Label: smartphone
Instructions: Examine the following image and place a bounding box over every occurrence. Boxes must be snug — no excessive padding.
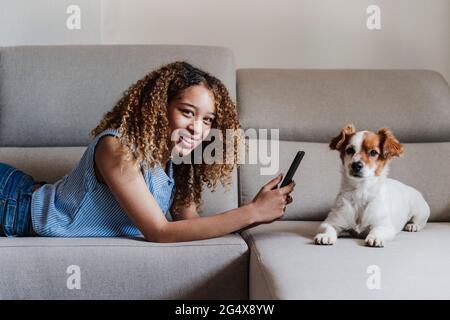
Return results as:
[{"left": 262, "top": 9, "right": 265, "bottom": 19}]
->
[{"left": 272, "top": 151, "right": 305, "bottom": 190}]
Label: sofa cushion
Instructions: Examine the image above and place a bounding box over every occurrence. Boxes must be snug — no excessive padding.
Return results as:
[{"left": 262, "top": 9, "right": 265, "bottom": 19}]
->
[
  {"left": 0, "top": 45, "right": 236, "bottom": 147},
  {"left": 237, "top": 69, "right": 450, "bottom": 143},
  {"left": 238, "top": 139, "right": 450, "bottom": 222},
  {"left": 240, "top": 221, "right": 450, "bottom": 299},
  {"left": 0, "top": 234, "right": 248, "bottom": 299}
]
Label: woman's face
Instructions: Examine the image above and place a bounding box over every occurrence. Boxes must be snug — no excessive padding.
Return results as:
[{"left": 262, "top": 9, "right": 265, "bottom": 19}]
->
[{"left": 167, "top": 84, "right": 216, "bottom": 157}]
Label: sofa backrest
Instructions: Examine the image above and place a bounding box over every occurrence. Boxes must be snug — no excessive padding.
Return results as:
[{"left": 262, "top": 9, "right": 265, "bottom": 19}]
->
[
  {"left": 0, "top": 45, "right": 238, "bottom": 217},
  {"left": 237, "top": 69, "right": 450, "bottom": 222}
]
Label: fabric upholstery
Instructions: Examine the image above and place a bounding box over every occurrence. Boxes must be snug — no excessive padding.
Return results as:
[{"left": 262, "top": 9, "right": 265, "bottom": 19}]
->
[
  {"left": 241, "top": 221, "right": 450, "bottom": 299},
  {"left": 0, "top": 235, "right": 248, "bottom": 299},
  {"left": 237, "top": 69, "right": 450, "bottom": 143},
  {"left": 0, "top": 45, "right": 235, "bottom": 147}
]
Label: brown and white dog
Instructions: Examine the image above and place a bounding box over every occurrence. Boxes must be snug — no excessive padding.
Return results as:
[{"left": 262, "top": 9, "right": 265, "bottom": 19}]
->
[{"left": 314, "top": 124, "right": 430, "bottom": 247}]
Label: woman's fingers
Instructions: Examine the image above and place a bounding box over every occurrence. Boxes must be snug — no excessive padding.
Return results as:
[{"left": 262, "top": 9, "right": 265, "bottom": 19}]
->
[
  {"left": 263, "top": 173, "right": 283, "bottom": 191},
  {"left": 286, "top": 195, "right": 293, "bottom": 204},
  {"left": 280, "top": 195, "right": 293, "bottom": 213},
  {"left": 279, "top": 180, "right": 295, "bottom": 195}
]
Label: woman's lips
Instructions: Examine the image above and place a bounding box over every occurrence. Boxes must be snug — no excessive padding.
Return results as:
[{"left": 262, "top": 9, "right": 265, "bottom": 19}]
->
[
  {"left": 181, "top": 135, "right": 195, "bottom": 144},
  {"left": 179, "top": 135, "right": 196, "bottom": 148}
]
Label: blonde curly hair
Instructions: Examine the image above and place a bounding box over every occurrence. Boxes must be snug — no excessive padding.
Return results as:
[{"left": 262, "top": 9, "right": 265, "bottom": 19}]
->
[{"left": 90, "top": 61, "right": 244, "bottom": 215}]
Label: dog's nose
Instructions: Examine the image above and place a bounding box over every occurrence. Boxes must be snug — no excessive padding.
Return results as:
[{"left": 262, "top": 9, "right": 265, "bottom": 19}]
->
[{"left": 351, "top": 161, "right": 364, "bottom": 173}]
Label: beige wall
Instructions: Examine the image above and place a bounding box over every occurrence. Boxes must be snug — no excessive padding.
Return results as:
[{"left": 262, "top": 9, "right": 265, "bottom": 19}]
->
[
  {"left": 0, "top": 0, "right": 101, "bottom": 45},
  {"left": 1, "top": 0, "right": 448, "bottom": 83},
  {"left": 102, "top": 0, "right": 450, "bottom": 83}
]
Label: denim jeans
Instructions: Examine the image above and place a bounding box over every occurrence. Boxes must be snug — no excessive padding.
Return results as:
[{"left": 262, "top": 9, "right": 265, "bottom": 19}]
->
[{"left": 0, "top": 162, "right": 36, "bottom": 236}]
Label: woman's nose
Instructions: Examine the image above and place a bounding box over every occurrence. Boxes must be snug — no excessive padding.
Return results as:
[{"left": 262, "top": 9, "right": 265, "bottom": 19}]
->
[{"left": 188, "top": 119, "right": 202, "bottom": 137}]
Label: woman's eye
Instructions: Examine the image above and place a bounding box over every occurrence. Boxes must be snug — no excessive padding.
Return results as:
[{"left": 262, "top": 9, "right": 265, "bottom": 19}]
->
[
  {"left": 182, "top": 109, "right": 194, "bottom": 117},
  {"left": 345, "top": 147, "right": 355, "bottom": 155},
  {"left": 204, "top": 118, "right": 214, "bottom": 125},
  {"left": 369, "top": 150, "right": 379, "bottom": 157}
]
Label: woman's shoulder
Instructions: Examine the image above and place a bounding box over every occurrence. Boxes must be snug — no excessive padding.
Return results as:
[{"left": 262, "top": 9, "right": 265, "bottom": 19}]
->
[
  {"left": 93, "top": 127, "right": 121, "bottom": 142},
  {"left": 96, "top": 134, "right": 121, "bottom": 153},
  {"left": 93, "top": 130, "right": 141, "bottom": 184},
  {"left": 93, "top": 135, "right": 120, "bottom": 184},
  {"left": 92, "top": 128, "right": 123, "bottom": 160},
  {"left": 95, "top": 135, "right": 133, "bottom": 169}
]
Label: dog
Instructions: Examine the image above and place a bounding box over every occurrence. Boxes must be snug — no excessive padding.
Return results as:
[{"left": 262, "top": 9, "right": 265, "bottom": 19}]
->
[{"left": 314, "top": 123, "right": 430, "bottom": 247}]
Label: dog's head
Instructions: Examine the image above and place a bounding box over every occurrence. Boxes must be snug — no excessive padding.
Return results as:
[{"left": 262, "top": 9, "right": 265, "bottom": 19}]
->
[{"left": 329, "top": 123, "right": 404, "bottom": 179}]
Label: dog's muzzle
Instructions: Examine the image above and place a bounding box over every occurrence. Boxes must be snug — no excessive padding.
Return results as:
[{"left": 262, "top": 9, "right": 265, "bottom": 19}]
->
[{"left": 350, "top": 161, "right": 364, "bottom": 177}]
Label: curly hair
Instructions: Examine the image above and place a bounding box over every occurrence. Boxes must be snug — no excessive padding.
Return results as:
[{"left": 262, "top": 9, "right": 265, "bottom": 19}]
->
[{"left": 90, "top": 61, "right": 244, "bottom": 216}]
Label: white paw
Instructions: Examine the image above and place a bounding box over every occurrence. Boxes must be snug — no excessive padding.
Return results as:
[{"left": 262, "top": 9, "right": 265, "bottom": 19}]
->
[
  {"left": 404, "top": 223, "right": 419, "bottom": 232},
  {"left": 365, "top": 235, "right": 384, "bottom": 247},
  {"left": 314, "top": 233, "right": 336, "bottom": 245}
]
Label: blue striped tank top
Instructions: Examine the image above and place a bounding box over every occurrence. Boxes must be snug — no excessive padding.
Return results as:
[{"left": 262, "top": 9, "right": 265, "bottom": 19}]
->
[{"left": 31, "top": 128, "right": 176, "bottom": 237}]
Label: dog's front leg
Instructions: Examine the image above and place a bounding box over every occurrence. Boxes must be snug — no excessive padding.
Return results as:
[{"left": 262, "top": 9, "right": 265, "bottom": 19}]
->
[
  {"left": 314, "top": 221, "right": 342, "bottom": 245},
  {"left": 365, "top": 225, "right": 396, "bottom": 248},
  {"left": 315, "top": 202, "right": 351, "bottom": 245}
]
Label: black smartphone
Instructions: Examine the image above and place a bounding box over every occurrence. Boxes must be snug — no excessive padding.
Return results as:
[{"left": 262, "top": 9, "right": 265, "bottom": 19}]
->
[{"left": 272, "top": 151, "right": 305, "bottom": 190}]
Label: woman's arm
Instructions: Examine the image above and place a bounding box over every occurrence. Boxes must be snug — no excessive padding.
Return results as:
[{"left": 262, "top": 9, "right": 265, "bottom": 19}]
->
[
  {"left": 159, "top": 204, "right": 256, "bottom": 242},
  {"left": 172, "top": 195, "right": 292, "bottom": 234},
  {"left": 96, "top": 136, "right": 294, "bottom": 243},
  {"left": 169, "top": 198, "right": 258, "bottom": 241},
  {"left": 158, "top": 178, "right": 293, "bottom": 242}
]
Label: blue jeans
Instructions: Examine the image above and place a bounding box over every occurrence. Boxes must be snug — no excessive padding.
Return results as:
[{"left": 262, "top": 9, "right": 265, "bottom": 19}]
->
[{"left": 0, "top": 163, "right": 36, "bottom": 236}]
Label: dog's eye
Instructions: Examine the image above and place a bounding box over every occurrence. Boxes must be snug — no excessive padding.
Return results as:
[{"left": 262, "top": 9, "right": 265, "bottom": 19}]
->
[
  {"left": 345, "top": 147, "right": 355, "bottom": 155},
  {"left": 369, "top": 150, "right": 379, "bottom": 157}
]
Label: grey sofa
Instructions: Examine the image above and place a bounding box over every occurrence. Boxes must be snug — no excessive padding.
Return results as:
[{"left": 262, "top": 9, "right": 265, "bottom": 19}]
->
[{"left": 0, "top": 45, "right": 449, "bottom": 299}]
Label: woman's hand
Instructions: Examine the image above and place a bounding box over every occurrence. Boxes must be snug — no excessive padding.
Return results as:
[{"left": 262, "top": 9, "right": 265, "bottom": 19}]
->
[{"left": 250, "top": 173, "right": 296, "bottom": 224}]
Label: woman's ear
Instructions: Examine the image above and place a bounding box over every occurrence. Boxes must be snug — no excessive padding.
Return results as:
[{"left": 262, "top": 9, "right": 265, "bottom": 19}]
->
[
  {"left": 377, "top": 128, "right": 404, "bottom": 158},
  {"left": 329, "top": 123, "right": 356, "bottom": 151}
]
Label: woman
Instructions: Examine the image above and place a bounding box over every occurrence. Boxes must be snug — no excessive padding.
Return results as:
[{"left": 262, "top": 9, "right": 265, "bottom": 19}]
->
[{"left": 0, "top": 61, "right": 295, "bottom": 242}]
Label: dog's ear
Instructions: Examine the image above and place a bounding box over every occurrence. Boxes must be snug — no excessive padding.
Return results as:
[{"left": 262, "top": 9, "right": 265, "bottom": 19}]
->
[
  {"left": 329, "top": 123, "right": 356, "bottom": 151},
  {"left": 378, "top": 128, "right": 404, "bottom": 158}
]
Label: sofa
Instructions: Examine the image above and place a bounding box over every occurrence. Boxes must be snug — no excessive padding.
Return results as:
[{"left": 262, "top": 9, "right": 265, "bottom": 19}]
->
[{"left": 0, "top": 45, "right": 449, "bottom": 299}]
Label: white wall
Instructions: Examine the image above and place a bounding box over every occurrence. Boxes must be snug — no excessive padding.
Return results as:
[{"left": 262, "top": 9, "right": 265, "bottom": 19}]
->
[
  {"left": 0, "top": 0, "right": 449, "bottom": 82},
  {"left": 0, "top": 0, "right": 101, "bottom": 45},
  {"left": 102, "top": 0, "right": 450, "bottom": 83}
]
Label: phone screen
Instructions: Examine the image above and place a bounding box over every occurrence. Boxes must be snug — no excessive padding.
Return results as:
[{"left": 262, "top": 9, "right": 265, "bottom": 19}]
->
[{"left": 272, "top": 151, "right": 305, "bottom": 189}]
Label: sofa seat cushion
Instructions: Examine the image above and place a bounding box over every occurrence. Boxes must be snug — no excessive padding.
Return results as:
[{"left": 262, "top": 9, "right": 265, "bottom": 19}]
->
[
  {"left": 0, "top": 234, "right": 248, "bottom": 299},
  {"left": 241, "top": 221, "right": 450, "bottom": 299}
]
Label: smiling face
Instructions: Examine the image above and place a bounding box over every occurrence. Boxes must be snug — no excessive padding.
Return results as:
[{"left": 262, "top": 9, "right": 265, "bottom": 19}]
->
[
  {"left": 167, "top": 84, "right": 216, "bottom": 157},
  {"left": 329, "top": 124, "right": 404, "bottom": 179}
]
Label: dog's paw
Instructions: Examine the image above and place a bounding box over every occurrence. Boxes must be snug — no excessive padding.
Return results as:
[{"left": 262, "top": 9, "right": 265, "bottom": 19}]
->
[
  {"left": 314, "top": 233, "right": 336, "bottom": 245},
  {"left": 365, "top": 235, "right": 384, "bottom": 247},
  {"left": 404, "top": 223, "right": 419, "bottom": 232}
]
